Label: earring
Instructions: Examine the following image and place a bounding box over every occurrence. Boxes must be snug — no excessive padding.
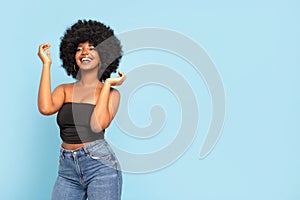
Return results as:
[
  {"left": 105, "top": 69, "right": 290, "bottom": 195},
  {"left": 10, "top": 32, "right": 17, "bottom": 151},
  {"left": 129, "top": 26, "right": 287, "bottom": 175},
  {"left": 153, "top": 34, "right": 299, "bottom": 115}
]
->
[{"left": 73, "top": 64, "right": 77, "bottom": 72}]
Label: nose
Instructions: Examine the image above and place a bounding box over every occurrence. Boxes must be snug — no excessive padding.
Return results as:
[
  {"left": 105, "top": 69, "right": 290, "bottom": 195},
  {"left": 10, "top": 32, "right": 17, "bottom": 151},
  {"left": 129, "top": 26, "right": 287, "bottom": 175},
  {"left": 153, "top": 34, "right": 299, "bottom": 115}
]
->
[
  {"left": 81, "top": 46, "right": 92, "bottom": 55},
  {"left": 82, "top": 48, "right": 88, "bottom": 55}
]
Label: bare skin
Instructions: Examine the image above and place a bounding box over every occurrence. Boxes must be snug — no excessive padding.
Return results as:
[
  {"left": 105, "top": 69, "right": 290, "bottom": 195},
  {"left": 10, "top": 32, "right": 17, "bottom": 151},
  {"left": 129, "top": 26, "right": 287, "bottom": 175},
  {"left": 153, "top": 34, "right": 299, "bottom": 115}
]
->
[{"left": 37, "top": 42, "right": 126, "bottom": 150}]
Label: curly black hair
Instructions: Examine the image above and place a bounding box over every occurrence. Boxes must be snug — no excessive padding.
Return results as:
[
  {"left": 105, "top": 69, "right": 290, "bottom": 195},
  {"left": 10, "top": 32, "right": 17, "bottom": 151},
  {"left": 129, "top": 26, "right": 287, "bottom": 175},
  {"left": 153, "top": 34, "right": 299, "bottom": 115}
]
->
[{"left": 59, "top": 19, "right": 122, "bottom": 81}]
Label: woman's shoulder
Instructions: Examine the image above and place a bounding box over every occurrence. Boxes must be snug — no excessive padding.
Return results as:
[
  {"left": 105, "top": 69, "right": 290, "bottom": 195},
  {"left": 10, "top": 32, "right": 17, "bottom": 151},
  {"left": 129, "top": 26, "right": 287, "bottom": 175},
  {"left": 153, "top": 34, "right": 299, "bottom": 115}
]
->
[{"left": 56, "top": 82, "right": 74, "bottom": 90}]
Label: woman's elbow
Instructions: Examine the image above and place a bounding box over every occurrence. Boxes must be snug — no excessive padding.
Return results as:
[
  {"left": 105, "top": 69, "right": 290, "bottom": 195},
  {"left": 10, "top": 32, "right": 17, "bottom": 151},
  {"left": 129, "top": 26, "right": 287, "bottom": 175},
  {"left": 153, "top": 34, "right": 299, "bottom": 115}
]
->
[
  {"left": 90, "top": 120, "right": 110, "bottom": 133},
  {"left": 38, "top": 105, "right": 54, "bottom": 116}
]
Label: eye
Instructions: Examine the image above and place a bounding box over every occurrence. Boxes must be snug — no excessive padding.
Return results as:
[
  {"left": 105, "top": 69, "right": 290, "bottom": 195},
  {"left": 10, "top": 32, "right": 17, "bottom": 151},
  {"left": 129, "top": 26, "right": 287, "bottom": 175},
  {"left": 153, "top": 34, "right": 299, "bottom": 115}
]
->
[
  {"left": 76, "top": 47, "right": 83, "bottom": 52},
  {"left": 89, "top": 47, "right": 96, "bottom": 51}
]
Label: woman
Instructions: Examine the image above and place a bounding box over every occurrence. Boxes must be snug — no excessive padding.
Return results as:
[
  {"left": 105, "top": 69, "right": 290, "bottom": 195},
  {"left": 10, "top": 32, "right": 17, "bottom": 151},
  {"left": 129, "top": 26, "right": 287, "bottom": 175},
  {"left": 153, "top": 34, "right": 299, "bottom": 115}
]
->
[{"left": 37, "top": 19, "right": 125, "bottom": 200}]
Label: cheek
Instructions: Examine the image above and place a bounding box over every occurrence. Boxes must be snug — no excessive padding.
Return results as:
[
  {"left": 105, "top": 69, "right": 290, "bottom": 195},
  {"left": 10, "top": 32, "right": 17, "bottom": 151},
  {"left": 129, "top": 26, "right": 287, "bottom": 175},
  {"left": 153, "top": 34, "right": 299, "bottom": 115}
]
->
[
  {"left": 74, "top": 54, "right": 81, "bottom": 65},
  {"left": 93, "top": 52, "right": 101, "bottom": 62},
  {"left": 75, "top": 52, "right": 80, "bottom": 59},
  {"left": 74, "top": 53, "right": 78, "bottom": 62}
]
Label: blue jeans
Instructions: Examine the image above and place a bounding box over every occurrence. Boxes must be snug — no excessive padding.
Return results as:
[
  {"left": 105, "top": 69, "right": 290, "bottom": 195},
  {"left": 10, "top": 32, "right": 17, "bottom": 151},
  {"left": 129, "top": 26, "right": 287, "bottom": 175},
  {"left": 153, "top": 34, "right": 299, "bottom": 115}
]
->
[{"left": 51, "top": 139, "right": 122, "bottom": 200}]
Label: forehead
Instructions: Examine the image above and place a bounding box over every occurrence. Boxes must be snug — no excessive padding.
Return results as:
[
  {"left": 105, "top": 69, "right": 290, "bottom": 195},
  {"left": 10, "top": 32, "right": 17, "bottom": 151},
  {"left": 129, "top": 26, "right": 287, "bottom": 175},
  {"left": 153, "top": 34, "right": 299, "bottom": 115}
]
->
[{"left": 77, "top": 41, "right": 95, "bottom": 47}]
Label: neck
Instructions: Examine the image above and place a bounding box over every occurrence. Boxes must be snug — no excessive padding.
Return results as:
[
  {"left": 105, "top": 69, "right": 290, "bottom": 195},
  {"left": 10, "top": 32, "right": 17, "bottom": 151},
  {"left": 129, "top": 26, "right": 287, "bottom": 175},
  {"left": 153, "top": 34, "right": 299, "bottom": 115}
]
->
[{"left": 77, "top": 69, "right": 100, "bottom": 87}]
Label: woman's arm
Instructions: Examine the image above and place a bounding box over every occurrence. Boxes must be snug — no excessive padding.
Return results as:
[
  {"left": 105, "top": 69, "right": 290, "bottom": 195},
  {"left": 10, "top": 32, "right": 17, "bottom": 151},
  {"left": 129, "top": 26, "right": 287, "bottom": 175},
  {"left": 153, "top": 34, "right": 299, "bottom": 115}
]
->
[
  {"left": 90, "top": 70, "right": 126, "bottom": 132},
  {"left": 37, "top": 43, "right": 64, "bottom": 115}
]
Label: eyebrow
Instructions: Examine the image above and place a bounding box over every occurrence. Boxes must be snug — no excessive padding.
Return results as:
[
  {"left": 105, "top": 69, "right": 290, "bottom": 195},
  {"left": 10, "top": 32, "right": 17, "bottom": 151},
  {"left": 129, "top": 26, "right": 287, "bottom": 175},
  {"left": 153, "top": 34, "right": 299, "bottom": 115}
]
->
[{"left": 77, "top": 43, "right": 95, "bottom": 47}]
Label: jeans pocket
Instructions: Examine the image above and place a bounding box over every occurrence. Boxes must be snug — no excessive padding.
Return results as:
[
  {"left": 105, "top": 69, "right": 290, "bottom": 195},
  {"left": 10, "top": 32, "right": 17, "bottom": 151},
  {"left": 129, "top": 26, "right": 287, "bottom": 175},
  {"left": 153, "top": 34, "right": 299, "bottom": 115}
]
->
[
  {"left": 58, "top": 152, "right": 65, "bottom": 174},
  {"left": 87, "top": 143, "right": 114, "bottom": 161}
]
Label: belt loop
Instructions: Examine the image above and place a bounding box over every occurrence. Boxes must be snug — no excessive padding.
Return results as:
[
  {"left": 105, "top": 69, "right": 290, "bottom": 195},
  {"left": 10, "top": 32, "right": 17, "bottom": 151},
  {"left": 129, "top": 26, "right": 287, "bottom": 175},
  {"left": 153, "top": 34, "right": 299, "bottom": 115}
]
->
[
  {"left": 60, "top": 148, "right": 65, "bottom": 159},
  {"left": 83, "top": 146, "right": 89, "bottom": 155}
]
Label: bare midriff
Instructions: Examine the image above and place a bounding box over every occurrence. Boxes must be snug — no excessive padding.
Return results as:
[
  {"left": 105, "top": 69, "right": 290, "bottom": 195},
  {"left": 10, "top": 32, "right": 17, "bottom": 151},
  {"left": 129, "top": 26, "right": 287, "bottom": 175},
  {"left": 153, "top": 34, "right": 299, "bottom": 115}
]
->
[{"left": 62, "top": 141, "right": 93, "bottom": 150}]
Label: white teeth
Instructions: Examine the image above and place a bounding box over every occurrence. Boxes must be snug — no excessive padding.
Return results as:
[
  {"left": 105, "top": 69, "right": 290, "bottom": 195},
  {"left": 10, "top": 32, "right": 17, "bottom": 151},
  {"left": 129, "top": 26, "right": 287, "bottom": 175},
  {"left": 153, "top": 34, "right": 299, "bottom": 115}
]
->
[{"left": 81, "top": 57, "right": 92, "bottom": 62}]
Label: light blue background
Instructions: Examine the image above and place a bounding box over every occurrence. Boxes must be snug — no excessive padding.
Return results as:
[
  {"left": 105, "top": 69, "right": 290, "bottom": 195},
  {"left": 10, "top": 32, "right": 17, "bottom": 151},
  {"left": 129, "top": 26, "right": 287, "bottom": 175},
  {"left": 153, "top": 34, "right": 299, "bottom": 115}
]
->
[{"left": 1, "top": 0, "right": 299, "bottom": 199}]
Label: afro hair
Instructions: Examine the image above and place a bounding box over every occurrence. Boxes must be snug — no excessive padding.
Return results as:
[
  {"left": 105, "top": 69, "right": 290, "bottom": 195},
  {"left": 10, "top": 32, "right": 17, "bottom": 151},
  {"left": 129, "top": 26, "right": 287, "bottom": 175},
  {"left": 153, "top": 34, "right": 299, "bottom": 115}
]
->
[{"left": 59, "top": 19, "right": 122, "bottom": 81}]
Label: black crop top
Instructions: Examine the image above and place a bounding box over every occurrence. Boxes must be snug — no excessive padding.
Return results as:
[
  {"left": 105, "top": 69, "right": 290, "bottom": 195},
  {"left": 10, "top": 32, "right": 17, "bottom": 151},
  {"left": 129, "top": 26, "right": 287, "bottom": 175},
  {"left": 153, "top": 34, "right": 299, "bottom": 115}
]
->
[{"left": 57, "top": 102, "right": 104, "bottom": 144}]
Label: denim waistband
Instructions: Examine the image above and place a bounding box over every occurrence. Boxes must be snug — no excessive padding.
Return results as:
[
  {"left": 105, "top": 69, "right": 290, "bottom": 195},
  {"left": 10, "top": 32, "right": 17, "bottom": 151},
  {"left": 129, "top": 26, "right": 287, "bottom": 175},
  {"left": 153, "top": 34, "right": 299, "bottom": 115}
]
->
[{"left": 60, "top": 139, "right": 107, "bottom": 157}]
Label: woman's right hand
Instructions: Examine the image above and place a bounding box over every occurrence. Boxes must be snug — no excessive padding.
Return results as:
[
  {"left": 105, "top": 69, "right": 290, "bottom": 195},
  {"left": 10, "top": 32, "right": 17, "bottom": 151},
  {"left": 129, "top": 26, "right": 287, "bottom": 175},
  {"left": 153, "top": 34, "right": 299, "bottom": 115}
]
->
[
  {"left": 105, "top": 70, "right": 126, "bottom": 86},
  {"left": 38, "top": 43, "right": 52, "bottom": 65}
]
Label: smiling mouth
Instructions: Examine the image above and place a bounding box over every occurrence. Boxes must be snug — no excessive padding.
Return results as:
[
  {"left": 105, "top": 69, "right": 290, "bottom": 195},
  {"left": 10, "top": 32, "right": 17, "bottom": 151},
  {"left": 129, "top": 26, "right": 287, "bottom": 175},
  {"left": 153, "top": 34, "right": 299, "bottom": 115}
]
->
[{"left": 81, "top": 57, "right": 92, "bottom": 63}]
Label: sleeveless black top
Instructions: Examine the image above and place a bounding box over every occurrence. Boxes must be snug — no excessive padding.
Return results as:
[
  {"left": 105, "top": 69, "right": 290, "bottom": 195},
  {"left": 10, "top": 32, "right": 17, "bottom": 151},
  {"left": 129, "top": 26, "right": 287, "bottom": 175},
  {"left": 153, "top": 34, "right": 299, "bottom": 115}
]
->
[{"left": 56, "top": 102, "right": 104, "bottom": 144}]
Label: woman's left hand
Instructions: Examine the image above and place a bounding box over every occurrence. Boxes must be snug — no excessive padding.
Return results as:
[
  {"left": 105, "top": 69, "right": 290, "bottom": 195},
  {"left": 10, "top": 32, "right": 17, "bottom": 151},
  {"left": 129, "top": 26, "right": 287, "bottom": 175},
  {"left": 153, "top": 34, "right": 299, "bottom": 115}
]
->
[{"left": 105, "top": 70, "right": 126, "bottom": 86}]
